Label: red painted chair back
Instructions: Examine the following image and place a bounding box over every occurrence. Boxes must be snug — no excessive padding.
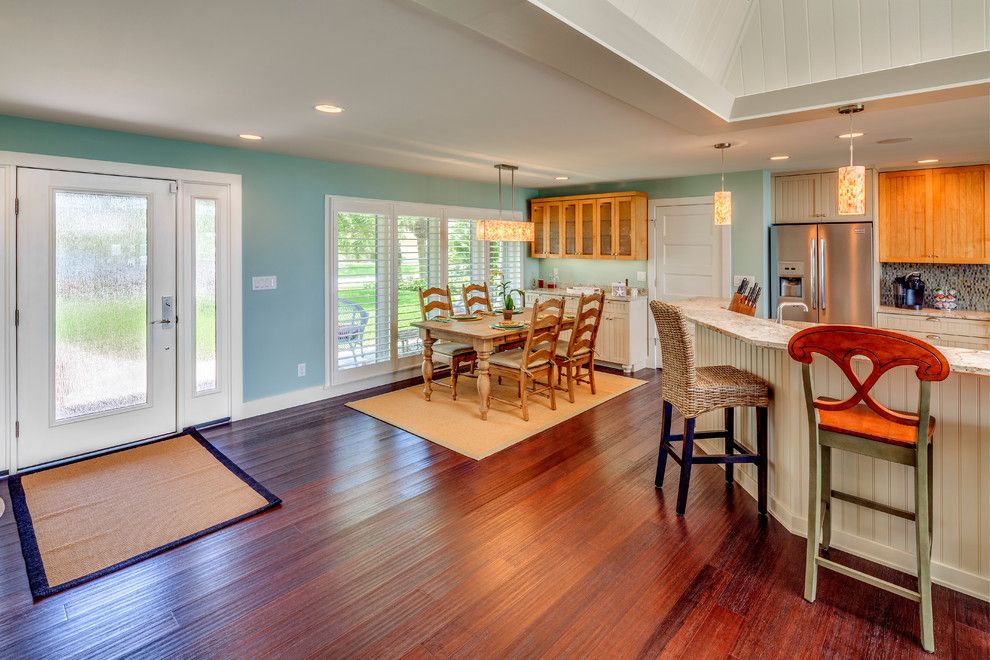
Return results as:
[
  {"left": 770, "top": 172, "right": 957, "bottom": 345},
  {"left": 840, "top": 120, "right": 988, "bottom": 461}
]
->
[{"left": 787, "top": 325, "right": 950, "bottom": 427}]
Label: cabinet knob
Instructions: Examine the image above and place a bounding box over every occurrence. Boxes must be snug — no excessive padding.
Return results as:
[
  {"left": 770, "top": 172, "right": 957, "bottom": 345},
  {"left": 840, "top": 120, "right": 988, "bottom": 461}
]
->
[{"left": 926, "top": 335, "right": 941, "bottom": 340}]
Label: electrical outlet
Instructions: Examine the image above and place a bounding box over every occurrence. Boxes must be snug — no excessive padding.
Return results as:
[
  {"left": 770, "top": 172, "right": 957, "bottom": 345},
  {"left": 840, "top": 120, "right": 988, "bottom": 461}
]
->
[
  {"left": 636, "top": 271, "right": 647, "bottom": 282},
  {"left": 297, "top": 363, "right": 306, "bottom": 377},
  {"left": 252, "top": 276, "right": 277, "bottom": 291},
  {"left": 733, "top": 275, "right": 756, "bottom": 289}
]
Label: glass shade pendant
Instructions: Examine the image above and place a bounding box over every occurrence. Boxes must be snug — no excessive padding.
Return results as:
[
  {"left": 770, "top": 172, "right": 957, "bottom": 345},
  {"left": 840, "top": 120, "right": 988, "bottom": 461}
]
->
[
  {"left": 837, "top": 104, "right": 866, "bottom": 215},
  {"left": 478, "top": 163, "right": 534, "bottom": 241},
  {"left": 713, "top": 143, "right": 732, "bottom": 226}
]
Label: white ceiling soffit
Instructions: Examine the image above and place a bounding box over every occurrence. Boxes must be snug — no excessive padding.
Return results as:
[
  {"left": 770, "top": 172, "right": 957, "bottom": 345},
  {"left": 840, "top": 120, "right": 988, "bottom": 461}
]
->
[{"left": 492, "top": 0, "right": 990, "bottom": 122}]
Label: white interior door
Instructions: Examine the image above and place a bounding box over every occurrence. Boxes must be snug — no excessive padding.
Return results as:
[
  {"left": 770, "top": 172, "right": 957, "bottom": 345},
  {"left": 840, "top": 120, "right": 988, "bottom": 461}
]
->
[
  {"left": 16, "top": 169, "right": 177, "bottom": 467},
  {"left": 650, "top": 200, "right": 730, "bottom": 366}
]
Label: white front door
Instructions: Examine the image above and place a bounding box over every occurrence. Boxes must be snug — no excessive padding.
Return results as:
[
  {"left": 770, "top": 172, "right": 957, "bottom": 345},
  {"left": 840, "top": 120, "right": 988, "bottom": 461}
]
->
[
  {"left": 651, "top": 200, "right": 730, "bottom": 366},
  {"left": 16, "top": 169, "right": 178, "bottom": 467}
]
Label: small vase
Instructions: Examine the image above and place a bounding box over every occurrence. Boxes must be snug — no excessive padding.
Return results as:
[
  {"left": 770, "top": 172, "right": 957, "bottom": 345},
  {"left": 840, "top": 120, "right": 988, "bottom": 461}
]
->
[{"left": 503, "top": 309, "right": 513, "bottom": 321}]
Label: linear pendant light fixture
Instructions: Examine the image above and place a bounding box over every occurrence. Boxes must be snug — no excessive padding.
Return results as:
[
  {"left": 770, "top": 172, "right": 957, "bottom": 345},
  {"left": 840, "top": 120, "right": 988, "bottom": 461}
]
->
[
  {"left": 477, "top": 164, "right": 534, "bottom": 242},
  {"left": 713, "top": 143, "right": 732, "bottom": 226},
  {"left": 837, "top": 103, "right": 866, "bottom": 215}
]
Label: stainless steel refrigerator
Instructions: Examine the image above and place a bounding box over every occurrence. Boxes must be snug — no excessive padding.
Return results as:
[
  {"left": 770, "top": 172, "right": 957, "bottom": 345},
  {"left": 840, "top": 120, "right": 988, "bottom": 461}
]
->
[{"left": 769, "top": 223, "right": 874, "bottom": 325}]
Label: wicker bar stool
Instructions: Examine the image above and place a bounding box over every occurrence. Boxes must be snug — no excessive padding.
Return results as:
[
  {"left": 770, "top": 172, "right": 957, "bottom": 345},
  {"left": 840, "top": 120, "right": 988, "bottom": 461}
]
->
[
  {"left": 788, "top": 325, "right": 950, "bottom": 653},
  {"left": 649, "top": 300, "right": 771, "bottom": 516}
]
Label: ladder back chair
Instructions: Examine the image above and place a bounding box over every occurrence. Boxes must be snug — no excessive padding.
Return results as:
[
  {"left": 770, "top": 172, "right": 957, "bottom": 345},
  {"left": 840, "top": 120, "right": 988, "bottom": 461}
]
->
[
  {"left": 487, "top": 297, "right": 564, "bottom": 420},
  {"left": 554, "top": 291, "right": 605, "bottom": 402},
  {"left": 462, "top": 282, "right": 493, "bottom": 315},
  {"left": 649, "top": 300, "right": 771, "bottom": 516},
  {"left": 418, "top": 286, "right": 477, "bottom": 401},
  {"left": 787, "top": 325, "right": 950, "bottom": 653}
]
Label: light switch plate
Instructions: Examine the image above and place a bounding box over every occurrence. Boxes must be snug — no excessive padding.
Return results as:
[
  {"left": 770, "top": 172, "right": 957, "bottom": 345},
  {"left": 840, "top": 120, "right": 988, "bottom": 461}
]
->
[
  {"left": 252, "top": 276, "right": 277, "bottom": 291},
  {"left": 636, "top": 271, "right": 647, "bottom": 282},
  {"left": 297, "top": 363, "right": 306, "bottom": 377}
]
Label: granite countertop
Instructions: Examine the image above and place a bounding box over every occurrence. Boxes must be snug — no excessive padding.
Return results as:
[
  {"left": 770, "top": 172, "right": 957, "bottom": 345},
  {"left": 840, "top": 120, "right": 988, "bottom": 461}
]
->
[
  {"left": 672, "top": 298, "right": 990, "bottom": 377},
  {"left": 524, "top": 287, "right": 647, "bottom": 303},
  {"left": 877, "top": 305, "right": 990, "bottom": 322}
]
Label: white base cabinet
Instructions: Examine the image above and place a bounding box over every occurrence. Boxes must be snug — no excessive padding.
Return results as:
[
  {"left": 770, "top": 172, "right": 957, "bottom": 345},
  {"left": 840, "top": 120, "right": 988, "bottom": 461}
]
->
[
  {"left": 523, "top": 290, "right": 648, "bottom": 373},
  {"left": 877, "top": 311, "right": 990, "bottom": 350}
]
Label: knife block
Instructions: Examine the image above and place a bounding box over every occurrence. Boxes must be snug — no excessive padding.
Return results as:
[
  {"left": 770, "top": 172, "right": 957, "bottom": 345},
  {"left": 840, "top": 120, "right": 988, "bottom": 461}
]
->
[{"left": 728, "top": 292, "right": 758, "bottom": 316}]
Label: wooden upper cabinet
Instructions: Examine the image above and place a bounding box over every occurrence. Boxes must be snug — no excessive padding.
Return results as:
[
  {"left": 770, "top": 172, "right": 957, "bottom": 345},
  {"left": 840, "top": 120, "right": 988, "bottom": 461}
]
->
[
  {"left": 879, "top": 169, "right": 930, "bottom": 262},
  {"left": 878, "top": 165, "right": 989, "bottom": 264},
  {"left": 597, "top": 199, "right": 614, "bottom": 258},
  {"left": 545, "top": 202, "right": 562, "bottom": 257},
  {"left": 562, "top": 202, "right": 579, "bottom": 257},
  {"left": 931, "top": 165, "right": 990, "bottom": 264},
  {"left": 578, "top": 200, "right": 595, "bottom": 257},
  {"left": 773, "top": 170, "right": 874, "bottom": 223},
  {"left": 529, "top": 191, "right": 647, "bottom": 260},
  {"left": 531, "top": 202, "right": 546, "bottom": 257}
]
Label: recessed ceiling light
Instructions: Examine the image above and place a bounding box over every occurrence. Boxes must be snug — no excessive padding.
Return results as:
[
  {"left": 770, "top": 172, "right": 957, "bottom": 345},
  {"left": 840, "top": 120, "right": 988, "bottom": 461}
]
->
[
  {"left": 554, "top": 176, "right": 570, "bottom": 181},
  {"left": 769, "top": 155, "right": 790, "bottom": 161},
  {"left": 837, "top": 132, "right": 864, "bottom": 139},
  {"left": 877, "top": 137, "right": 912, "bottom": 144},
  {"left": 314, "top": 104, "right": 344, "bottom": 114},
  {"left": 917, "top": 158, "right": 939, "bottom": 164},
  {"left": 239, "top": 133, "right": 263, "bottom": 141}
]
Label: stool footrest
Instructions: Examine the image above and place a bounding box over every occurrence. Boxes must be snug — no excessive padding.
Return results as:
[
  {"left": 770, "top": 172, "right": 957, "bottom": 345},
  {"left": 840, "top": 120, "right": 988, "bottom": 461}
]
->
[
  {"left": 667, "top": 430, "right": 729, "bottom": 442},
  {"left": 831, "top": 489, "right": 915, "bottom": 521},
  {"left": 816, "top": 556, "right": 921, "bottom": 603},
  {"left": 690, "top": 453, "right": 761, "bottom": 465}
]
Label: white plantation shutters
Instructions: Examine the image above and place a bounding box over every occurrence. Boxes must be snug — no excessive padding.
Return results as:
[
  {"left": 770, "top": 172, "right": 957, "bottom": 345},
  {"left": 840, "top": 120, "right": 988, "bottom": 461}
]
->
[
  {"left": 329, "top": 197, "right": 525, "bottom": 384},
  {"left": 396, "top": 214, "right": 441, "bottom": 357}
]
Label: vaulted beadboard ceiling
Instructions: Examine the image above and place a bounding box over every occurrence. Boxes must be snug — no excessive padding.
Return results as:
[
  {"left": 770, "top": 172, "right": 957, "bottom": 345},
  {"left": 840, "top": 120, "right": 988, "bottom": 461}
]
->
[{"left": 603, "top": 0, "right": 990, "bottom": 98}]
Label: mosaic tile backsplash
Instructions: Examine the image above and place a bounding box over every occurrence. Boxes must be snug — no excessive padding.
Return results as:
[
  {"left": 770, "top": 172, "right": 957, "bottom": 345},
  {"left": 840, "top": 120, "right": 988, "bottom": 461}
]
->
[{"left": 880, "top": 262, "right": 990, "bottom": 311}]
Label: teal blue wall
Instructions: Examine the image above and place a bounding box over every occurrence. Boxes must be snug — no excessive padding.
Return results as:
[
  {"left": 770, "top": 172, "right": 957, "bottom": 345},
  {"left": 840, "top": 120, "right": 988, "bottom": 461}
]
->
[
  {"left": 535, "top": 170, "right": 772, "bottom": 314},
  {"left": 0, "top": 115, "right": 537, "bottom": 400}
]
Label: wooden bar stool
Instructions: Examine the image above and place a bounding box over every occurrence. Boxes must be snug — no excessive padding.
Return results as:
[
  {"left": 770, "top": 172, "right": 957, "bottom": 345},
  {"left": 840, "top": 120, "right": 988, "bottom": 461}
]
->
[
  {"left": 649, "top": 301, "right": 771, "bottom": 516},
  {"left": 788, "top": 325, "right": 950, "bottom": 653}
]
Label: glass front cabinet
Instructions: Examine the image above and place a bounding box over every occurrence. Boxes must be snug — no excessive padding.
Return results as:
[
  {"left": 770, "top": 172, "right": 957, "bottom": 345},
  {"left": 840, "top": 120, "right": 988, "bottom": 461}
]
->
[{"left": 529, "top": 191, "right": 647, "bottom": 260}]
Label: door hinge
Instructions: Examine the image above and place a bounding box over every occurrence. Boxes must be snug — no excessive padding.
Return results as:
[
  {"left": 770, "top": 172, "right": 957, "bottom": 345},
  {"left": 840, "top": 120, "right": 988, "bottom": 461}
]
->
[
  {"left": 14, "top": 309, "right": 18, "bottom": 326},
  {"left": 14, "top": 421, "right": 19, "bottom": 438},
  {"left": 169, "top": 181, "right": 178, "bottom": 194},
  {"left": 14, "top": 197, "right": 19, "bottom": 216}
]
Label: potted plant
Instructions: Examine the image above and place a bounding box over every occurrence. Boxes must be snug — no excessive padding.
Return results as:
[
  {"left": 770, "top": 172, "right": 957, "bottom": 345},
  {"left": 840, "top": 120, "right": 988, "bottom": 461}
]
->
[{"left": 493, "top": 280, "right": 524, "bottom": 321}]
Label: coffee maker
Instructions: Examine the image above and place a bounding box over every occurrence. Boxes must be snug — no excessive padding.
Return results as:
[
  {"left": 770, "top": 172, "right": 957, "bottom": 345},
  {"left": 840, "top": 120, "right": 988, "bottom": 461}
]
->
[{"left": 893, "top": 272, "right": 926, "bottom": 310}]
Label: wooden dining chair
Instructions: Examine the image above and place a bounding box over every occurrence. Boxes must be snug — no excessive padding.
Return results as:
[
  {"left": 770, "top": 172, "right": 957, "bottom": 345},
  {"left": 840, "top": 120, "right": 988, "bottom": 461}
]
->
[
  {"left": 554, "top": 291, "right": 605, "bottom": 402},
  {"left": 787, "top": 325, "right": 950, "bottom": 653},
  {"left": 418, "top": 286, "right": 477, "bottom": 400},
  {"left": 487, "top": 297, "right": 564, "bottom": 420},
  {"left": 463, "top": 282, "right": 493, "bottom": 315}
]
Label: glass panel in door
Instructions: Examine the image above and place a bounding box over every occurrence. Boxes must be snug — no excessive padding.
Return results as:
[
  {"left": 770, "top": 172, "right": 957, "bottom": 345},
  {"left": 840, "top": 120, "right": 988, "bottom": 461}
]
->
[
  {"left": 531, "top": 203, "right": 545, "bottom": 256},
  {"left": 396, "top": 215, "right": 440, "bottom": 357},
  {"left": 53, "top": 191, "right": 150, "bottom": 419},
  {"left": 335, "top": 211, "right": 391, "bottom": 370},
  {"left": 579, "top": 201, "right": 595, "bottom": 255},
  {"left": 615, "top": 197, "right": 633, "bottom": 258},
  {"left": 546, "top": 203, "right": 561, "bottom": 255},
  {"left": 193, "top": 198, "right": 218, "bottom": 393},
  {"left": 598, "top": 199, "right": 614, "bottom": 258},
  {"left": 562, "top": 202, "right": 578, "bottom": 256}
]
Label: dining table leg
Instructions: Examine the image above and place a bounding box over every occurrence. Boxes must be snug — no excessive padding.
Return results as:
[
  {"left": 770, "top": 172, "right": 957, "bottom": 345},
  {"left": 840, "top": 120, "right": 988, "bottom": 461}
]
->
[
  {"left": 421, "top": 331, "right": 435, "bottom": 401},
  {"left": 476, "top": 340, "right": 493, "bottom": 420}
]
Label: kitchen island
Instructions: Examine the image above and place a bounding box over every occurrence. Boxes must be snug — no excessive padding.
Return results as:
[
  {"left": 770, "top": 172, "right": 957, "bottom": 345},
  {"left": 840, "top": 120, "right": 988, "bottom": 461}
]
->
[{"left": 672, "top": 298, "right": 989, "bottom": 601}]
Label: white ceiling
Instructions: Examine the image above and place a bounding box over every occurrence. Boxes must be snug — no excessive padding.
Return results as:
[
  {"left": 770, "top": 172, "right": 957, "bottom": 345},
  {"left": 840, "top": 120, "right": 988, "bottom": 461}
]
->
[{"left": 0, "top": 0, "right": 987, "bottom": 188}]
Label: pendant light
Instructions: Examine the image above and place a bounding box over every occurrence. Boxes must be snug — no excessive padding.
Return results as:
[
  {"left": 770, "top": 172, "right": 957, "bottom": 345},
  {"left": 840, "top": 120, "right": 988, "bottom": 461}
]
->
[
  {"left": 837, "top": 103, "right": 866, "bottom": 215},
  {"left": 713, "top": 143, "right": 732, "bottom": 226},
  {"left": 477, "top": 164, "right": 535, "bottom": 242}
]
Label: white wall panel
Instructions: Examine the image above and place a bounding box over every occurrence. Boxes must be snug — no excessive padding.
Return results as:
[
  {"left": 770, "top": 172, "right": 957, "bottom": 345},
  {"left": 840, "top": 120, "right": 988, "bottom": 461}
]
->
[
  {"left": 782, "top": 0, "right": 812, "bottom": 87},
  {"left": 921, "top": 0, "right": 954, "bottom": 60},
  {"left": 760, "top": 0, "right": 789, "bottom": 90},
  {"left": 807, "top": 0, "right": 837, "bottom": 82},
  {"left": 952, "top": 0, "right": 989, "bottom": 53},
  {"left": 889, "top": 0, "right": 922, "bottom": 66},
  {"left": 859, "top": 0, "right": 892, "bottom": 72}
]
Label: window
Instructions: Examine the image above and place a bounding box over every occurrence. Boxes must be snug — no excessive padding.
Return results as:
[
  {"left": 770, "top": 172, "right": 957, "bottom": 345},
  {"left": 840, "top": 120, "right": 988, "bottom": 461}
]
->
[
  {"left": 329, "top": 198, "right": 526, "bottom": 384},
  {"left": 193, "top": 198, "right": 218, "bottom": 392}
]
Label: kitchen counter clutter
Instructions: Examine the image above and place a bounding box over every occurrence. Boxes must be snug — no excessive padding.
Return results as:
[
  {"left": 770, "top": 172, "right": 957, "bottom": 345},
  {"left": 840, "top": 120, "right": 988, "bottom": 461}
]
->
[{"left": 669, "top": 297, "right": 990, "bottom": 600}]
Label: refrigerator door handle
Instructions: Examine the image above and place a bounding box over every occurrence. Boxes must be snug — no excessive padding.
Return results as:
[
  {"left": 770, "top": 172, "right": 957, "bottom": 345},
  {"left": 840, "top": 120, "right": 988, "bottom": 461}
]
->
[
  {"left": 809, "top": 238, "right": 817, "bottom": 310},
  {"left": 819, "top": 238, "right": 827, "bottom": 311}
]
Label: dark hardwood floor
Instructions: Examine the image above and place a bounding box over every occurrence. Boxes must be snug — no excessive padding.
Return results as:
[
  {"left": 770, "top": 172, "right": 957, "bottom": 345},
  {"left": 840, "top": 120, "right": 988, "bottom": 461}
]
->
[{"left": 0, "top": 369, "right": 987, "bottom": 658}]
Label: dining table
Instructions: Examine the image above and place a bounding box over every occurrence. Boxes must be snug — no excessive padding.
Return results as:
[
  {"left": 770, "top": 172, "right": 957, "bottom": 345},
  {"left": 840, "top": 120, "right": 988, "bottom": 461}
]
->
[{"left": 412, "top": 307, "right": 558, "bottom": 420}]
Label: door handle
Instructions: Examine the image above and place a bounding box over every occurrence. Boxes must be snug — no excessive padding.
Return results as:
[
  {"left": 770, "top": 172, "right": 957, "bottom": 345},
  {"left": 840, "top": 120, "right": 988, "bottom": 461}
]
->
[
  {"left": 151, "top": 295, "right": 175, "bottom": 325},
  {"left": 819, "top": 239, "right": 826, "bottom": 311},
  {"left": 809, "top": 239, "right": 817, "bottom": 310}
]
